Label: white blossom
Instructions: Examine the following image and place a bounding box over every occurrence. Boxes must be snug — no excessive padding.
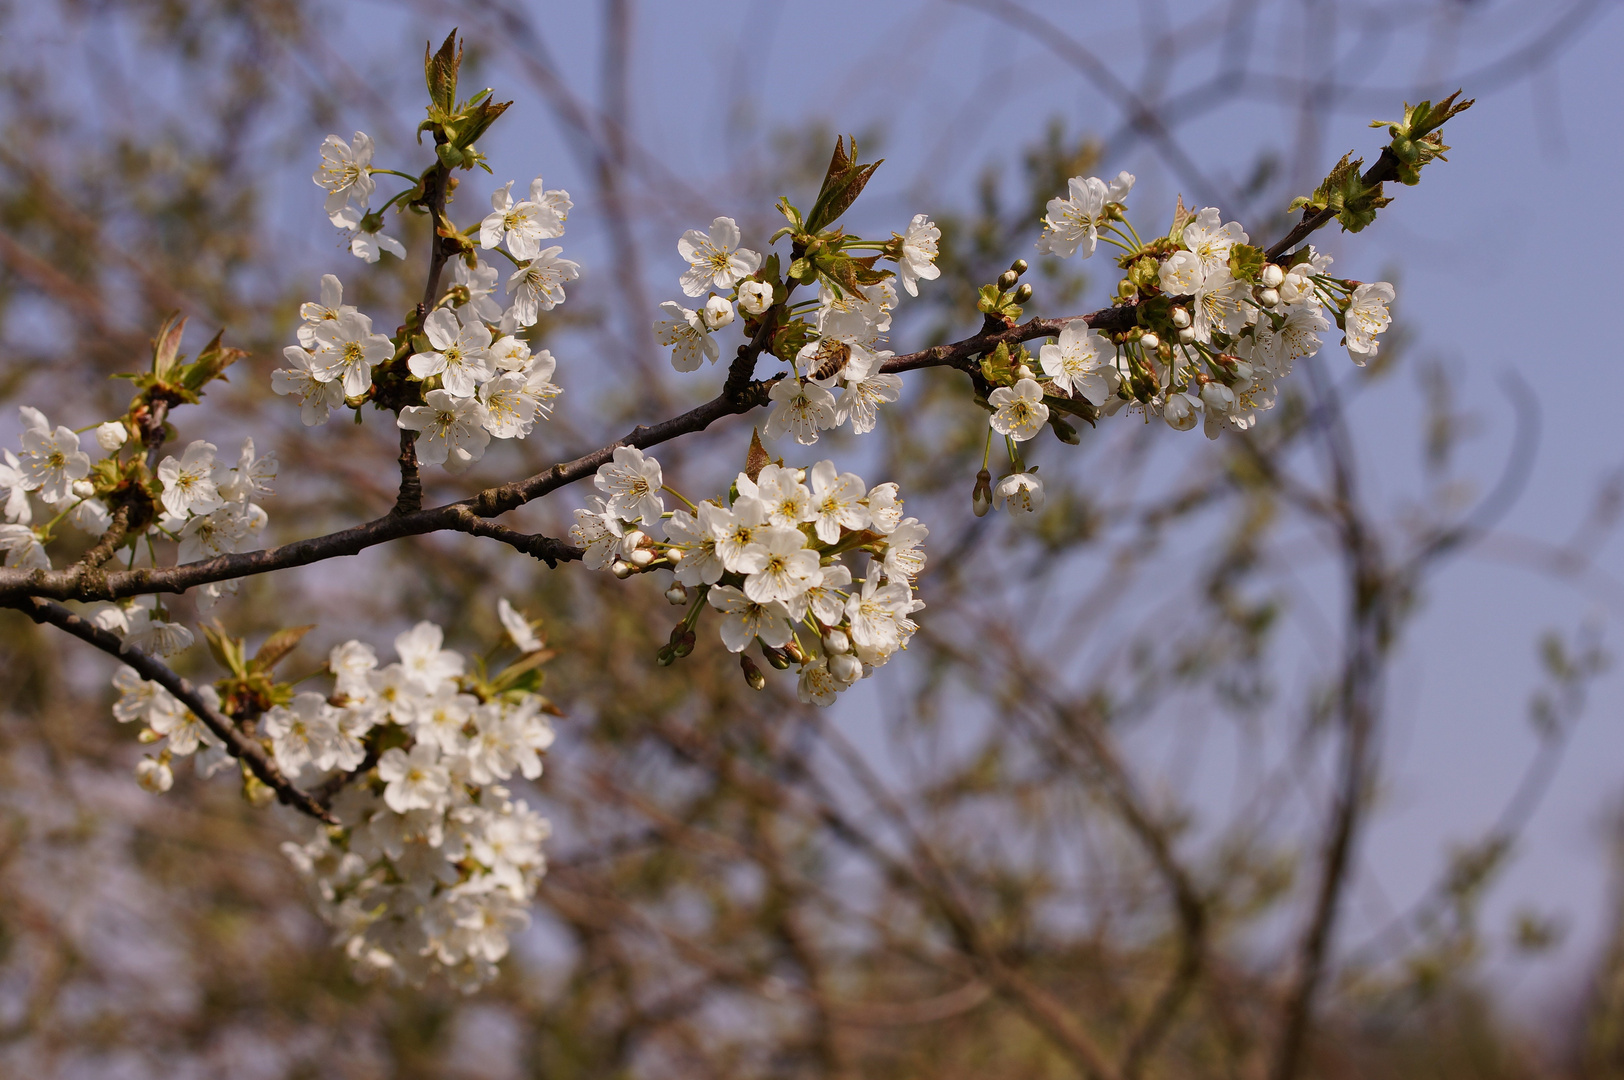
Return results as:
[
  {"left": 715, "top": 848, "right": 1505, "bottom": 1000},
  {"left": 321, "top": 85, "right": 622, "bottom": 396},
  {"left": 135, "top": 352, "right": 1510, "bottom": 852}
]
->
[
  {"left": 1182, "top": 207, "right": 1249, "bottom": 281},
  {"left": 807, "top": 460, "right": 869, "bottom": 543},
  {"left": 1036, "top": 171, "right": 1133, "bottom": 259},
  {"left": 707, "top": 584, "right": 793, "bottom": 653},
  {"left": 881, "top": 518, "right": 929, "bottom": 580},
  {"left": 738, "top": 280, "right": 774, "bottom": 315},
  {"left": 678, "top": 216, "right": 762, "bottom": 297},
  {"left": 764, "top": 379, "right": 838, "bottom": 445},
  {"left": 894, "top": 213, "right": 941, "bottom": 297},
  {"left": 452, "top": 258, "right": 506, "bottom": 323},
  {"left": 0, "top": 450, "right": 31, "bottom": 524},
  {"left": 395, "top": 621, "right": 465, "bottom": 692},
  {"left": 1344, "top": 281, "right": 1395, "bottom": 362},
  {"left": 156, "top": 440, "right": 223, "bottom": 518},
  {"left": 835, "top": 372, "right": 902, "bottom": 435},
  {"left": 312, "top": 310, "right": 393, "bottom": 397},
  {"left": 18, "top": 419, "right": 91, "bottom": 504},
  {"left": 594, "top": 446, "right": 665, "bottom": 530},
  {"left": 0, "top": 524, "right": 47, "bottom": 570},
  {"left": 498, "top": 598, "right": 543, "bottom": 653},
  {"left": 410, "top": 308, "right": 496, "bottom": 398},
  {"left": 1039, "top": 322, "right": 1117, "bottom": 405},
  {"left": 378, "top": 744, "right": 451, "bottom": 814},
  {"left": 273, "top": 347, "right": 348, "bottom": 425},
  {"left": 506, "top": 247, "right": 581, "bottom": 327},
  {"left": 314, "top": 132, "right": 375, "bottom": 217},
  {"left": 480, "top": 179, "right": 566, "bottom": 260},
  {"left": 993, "top": 472, "right": 1044, "bottom": 514},
  {"left": 739, "top": 526, "right": 820, "bottom": 605},
  {"left": 654, "top": 301, "right": 719, "bottom": 372},
  {"left": 397, "top": 390, "right": 492, "bottom": 469},
  {"left": 989, "top": 378, "right": 1050, "bottom": 442},
  {"left": 701, "top": 294, "right": 736, "bottom": 331}
]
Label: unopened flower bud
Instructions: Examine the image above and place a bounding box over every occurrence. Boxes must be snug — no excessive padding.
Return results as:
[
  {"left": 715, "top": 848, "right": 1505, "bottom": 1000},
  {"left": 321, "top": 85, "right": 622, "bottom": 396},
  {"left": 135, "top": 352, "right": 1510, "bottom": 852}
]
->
[
  {"left": 611, "top": 560, "right": 633, "bottom": 579},
  {"left": 1261, "top": 263, "right": 1285, "bottom": 288},
  {"left": 971, "top": 468, "right": 993, "bottom": 518},
  {"left": 1013, "top": 283, "right": 1033, "bottom": 304},
  {"left": 740, "top": 654, "right": 766, "bottom": 691},
  {"left": 784, "top": 639, "right": 807, "bottom": 664},
  {"left": 656, "top": 645, "right": 676, "bottom": 666},
  {"left": 1009, "top": 258, "right": 1029, "bottom": 275},
  {"left": 829, "top": 652, "right": 862, "bottom": 684},
  {"left": 665, "top": 582, "right": 689, "bottom": 605},
  {"left": 762, "top": 645, "right": 792, "bottom": 670},
  {"left": 1014, "top": 364, "right": 1034, "bottom": 381},
  {"left": 997, "top": 269, "right": 1019, "bottom": 291},
  {"left": 630, "top": 549, "right": 654, "bottom": 567},
  {"left": 623, "top": 529, "right": 646, "bottom": 549},
  {"left": 71, "top": 479, "right": 96, "bottom": 499},
  {"left": 95, "top": 421, "right": 128, "bottom": 452},
  {"left": 737, "top": 279, "right": 773, "bottom": 315},
  {"left": 1177, "top": 326, "right": 1196, "bottom": 344},
  {"left": 665, "top": 547, "right": 683, "bottom": 562},
  {"left": 1170, "top": 306, "right": 1191, "bottom": 329},
  {"left": 702, "top": 295, "right": 735, "bottom": 330},
  {"left": 1232, "top": 360, "right": 1254, "bottom": 382},
  {"left": 135, "top": 756, "right": 173, "bottom": 794},
  {"left": 823, "top": 629, "right": 850, "bottom": 655},
  {"left": 1257, "top": 287, "right": 1280, "bottom": 308},
  {"left": 674, "top": 630, "right": 696, "bottom": 657},
  {"left": 1139, "top": 333, "right": 1160, "bottom": 351}
]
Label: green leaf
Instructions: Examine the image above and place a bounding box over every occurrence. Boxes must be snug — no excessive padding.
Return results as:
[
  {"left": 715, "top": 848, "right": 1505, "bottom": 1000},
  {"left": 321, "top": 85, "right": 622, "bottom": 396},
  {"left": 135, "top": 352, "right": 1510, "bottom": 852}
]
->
[
  {"left": 805, "top": 135, "right": 884, "bottom": 234},
  {"left": 425, "top": 29, "right": 461, "bottom": 115},
  {"left": 178, "top": 330, "right": 245, "bottom": 392},
  {"left": 1227, "top": 243, "right": 1266, "bottom": 282},
  {"left": 253, "top": 624, "right": 317, "bottom": 674},
  {"left": 151, "top": 313, "right": 187, "bottom": 380},
  {"left": 201, "top": 621, "right": 248, "bottom": 679}
]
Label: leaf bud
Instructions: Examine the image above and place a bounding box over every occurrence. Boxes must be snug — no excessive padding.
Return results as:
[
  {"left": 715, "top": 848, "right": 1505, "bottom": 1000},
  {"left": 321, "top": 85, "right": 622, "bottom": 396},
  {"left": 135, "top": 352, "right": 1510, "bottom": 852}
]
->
[
  {"left": 1116, "top": 278, "right": 1137, "bottom": 300},
  {"left": 1013, "top": 283, "right": 1034, "bottom": 304},
  {"left": 1009, "top": 258, "right": 1029, "bottom": 276},
  {"left": 630, "top": 549, "right": 654, "bottom": 567},
  {"left": 740, "top": 654, "right": 767, "bottom": 691},
  {"left": 997, "top": 269, "right": 1019, "bottom": 291},
  {"left": 611, "top": 560, "right": 633, "bottom": 579},
  {"left": 1257, "top": 287, "right": 1280, "bottom": 308},
  {"left": 823, "top": 629, "right": 851, "bottom": 655},
  {"left": 1139, "top": 332, "right": 1160, "bottom": 351},
  {"left": 665, "top": 582, "right": 689, "bottom": 605},
  {"left": 1260, "top": 263, "right": 1285, "bottom": 288},
  {"left": 1170, "top": 306, "right": 1191, "bottom": 329}
]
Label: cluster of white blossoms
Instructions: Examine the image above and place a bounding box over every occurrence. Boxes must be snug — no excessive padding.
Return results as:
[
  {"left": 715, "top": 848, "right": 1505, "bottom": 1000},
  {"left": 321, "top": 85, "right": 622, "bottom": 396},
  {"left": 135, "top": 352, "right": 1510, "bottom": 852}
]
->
[
  {"left": 1025, "top": 171, "right": 1395, "bottom": 440},
  {"left": 279, "top": 609, "right": 555, "bottom": 991},
  {"left": 0, "top": 409, "right": 274, "bottom": 605},
  {"left": 110, "top": 600, "right": 557, "bottom": 991},
  {"left": 313, "top": 131, "right": 406, "bottom": 263},
  {"left": 652, "top": 212, "right": 941, "bottom": 445},
  {"left": 571, "top": 446, "right": 926, "bottom": 706},
  {"left": 272, "top": 267, "right": 564, "bottom": 471}
]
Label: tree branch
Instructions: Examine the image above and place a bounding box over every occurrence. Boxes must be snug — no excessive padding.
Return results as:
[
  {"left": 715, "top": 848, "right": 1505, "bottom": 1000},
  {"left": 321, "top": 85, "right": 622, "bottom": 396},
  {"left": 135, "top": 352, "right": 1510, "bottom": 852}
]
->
[{"left": 4, "top": 596, "right": 337, "bottom": 825}]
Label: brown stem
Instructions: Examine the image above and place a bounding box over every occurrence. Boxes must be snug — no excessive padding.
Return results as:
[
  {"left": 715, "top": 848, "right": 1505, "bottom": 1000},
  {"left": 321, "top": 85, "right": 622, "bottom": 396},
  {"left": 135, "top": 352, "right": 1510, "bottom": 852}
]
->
[
  {"left": 393, "top": 428, "right": 422, "bottom": 515},
  {"left": 6, "top": 597, "right": 337, "bottom": 825}
]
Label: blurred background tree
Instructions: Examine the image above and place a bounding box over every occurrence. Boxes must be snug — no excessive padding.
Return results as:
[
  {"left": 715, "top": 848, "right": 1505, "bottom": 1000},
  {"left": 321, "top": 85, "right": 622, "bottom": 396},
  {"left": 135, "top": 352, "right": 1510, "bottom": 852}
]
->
[{"left": 0, "top": 1, "right": 1620, "bottom": 1077}]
